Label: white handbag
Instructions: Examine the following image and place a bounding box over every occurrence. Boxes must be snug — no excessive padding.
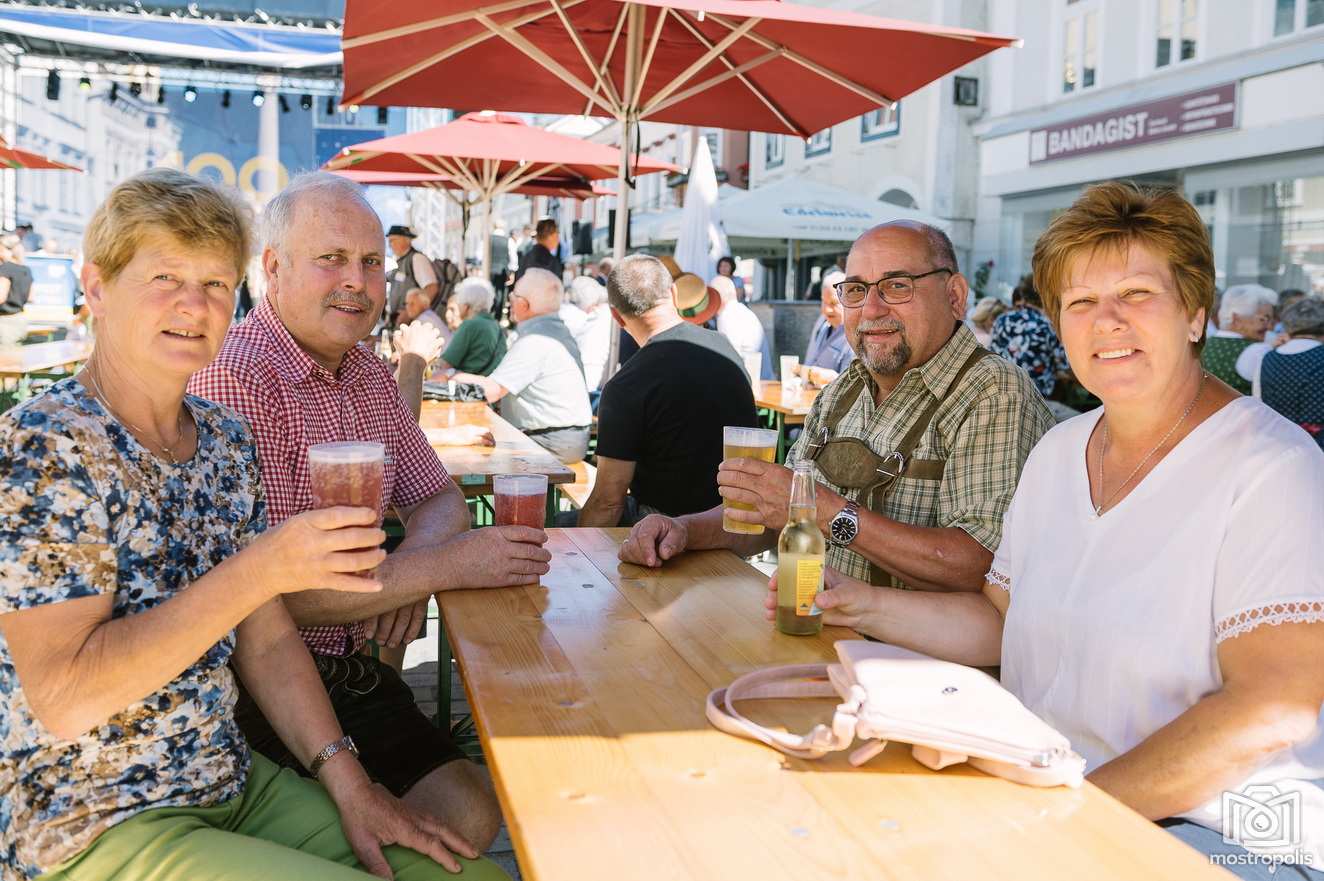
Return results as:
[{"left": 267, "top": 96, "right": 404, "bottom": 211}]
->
[{"left": 706, "top": 640, "right": 1086, "bottom": 788}]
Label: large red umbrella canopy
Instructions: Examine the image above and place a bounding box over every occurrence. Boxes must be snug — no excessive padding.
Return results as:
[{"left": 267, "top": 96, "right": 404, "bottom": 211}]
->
[
  {"left": 333, "top": 168, "right": 613, "bottom": 199},
  {"left": 341, "top": 0, "right": 1019, "bottom": 137},
  {"left": 325, "top": 111, "right": 674, "bottom": 185}
]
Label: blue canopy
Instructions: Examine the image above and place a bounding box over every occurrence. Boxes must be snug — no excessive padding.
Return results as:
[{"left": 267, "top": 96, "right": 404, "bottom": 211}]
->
[{"left": 0, "top": 4, "right": 341, "bottom": 70}]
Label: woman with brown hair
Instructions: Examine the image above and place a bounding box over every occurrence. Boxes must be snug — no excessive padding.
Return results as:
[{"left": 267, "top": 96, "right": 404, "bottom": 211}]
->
[{"left": 773, "top": 182, "right": 1324, "bottom": 878}]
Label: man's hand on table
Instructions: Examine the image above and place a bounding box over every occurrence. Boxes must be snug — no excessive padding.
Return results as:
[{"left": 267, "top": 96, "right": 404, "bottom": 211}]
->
[
  {"left": 764, "top": 568, "right": 877, "bottom": 632},
  {"left": 363, "top": 599, "right": 428, "bottom": 649},
  {"left": 425, "top": 425, "right": 496, "bottom": 447},
  {"left": 321, "top": 756, "right": 478, "bottom": 877},
  {"left": 439, "top": 525, "right": 552, "bottom": 589},
  {"left": 619, "top": 514, "right": 690, "bottom": 567}
]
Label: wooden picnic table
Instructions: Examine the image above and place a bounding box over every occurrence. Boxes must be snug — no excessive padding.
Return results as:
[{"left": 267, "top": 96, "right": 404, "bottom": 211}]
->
[
  {"left": 419, "top": 400, "right": 575, "bottom": 500},
  {"left": 0, "top": 338, "right": 92, "bottom": 380},
  {"left": 755, "top": 380, "right": 821, "bottom": 461},
  {"left": 438, "top": 527, "right": 1229, "bottom": 881}
]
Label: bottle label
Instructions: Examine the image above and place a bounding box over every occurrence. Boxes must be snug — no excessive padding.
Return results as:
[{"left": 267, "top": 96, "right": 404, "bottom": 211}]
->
[{"left": 795, "top": 558, "right": 823, "bottom": 616}]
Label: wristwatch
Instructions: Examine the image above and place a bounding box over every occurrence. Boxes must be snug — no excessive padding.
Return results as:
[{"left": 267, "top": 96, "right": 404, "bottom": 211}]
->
[
  {"left": 829, "top": 500, "right": 860, "bottom": 547},
  {"left": 309, "top": 736, "right": 359, "bottom": 777}
]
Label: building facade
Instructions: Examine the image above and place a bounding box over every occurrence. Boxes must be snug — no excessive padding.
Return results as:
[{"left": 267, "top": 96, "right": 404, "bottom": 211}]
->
[{"left": 974, "top": 0, "right": 1324, "bottom": 295}]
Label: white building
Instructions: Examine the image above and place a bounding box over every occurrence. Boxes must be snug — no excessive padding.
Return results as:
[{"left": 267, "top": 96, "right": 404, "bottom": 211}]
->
[
  {"left": 975, "top": 0, "right": 1324, "bottom": 295},
  {"left": 10, "top": 68, "right": 181, "bottom": 252}
]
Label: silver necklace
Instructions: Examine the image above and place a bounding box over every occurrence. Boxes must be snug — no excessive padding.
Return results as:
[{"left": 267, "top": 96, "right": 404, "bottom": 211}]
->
[
  {"left": 1094, "top": 372, "right": 1206, "bottom": 517},
  {"left": 84, "top": 363, "right": 187, "bottom": 465}
]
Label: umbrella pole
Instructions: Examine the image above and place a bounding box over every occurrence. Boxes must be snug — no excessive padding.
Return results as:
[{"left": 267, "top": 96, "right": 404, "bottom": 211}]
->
[
  {"left": 482, "top": 198, "right": 493, "bottom": 280},
  {"left": 607, "top": 3, "right": 645, "bottom": 378}
]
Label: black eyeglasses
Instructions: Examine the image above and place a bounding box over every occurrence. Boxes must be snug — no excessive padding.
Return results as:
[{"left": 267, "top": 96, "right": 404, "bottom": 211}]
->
[{"left": 834, "top": 267, "right": 954, "bottom": 307}]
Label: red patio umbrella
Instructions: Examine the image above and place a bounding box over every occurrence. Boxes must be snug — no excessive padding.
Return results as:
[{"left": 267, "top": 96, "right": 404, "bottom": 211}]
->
[
  {"left": 325, "top": 111, "right": 673, "bottom": 273},
  {"left": 0, "top": 136, "right": 80, "bottom": 171},
  {"left": 340, "top": 0, "right": 1019, "bottom": 258}
]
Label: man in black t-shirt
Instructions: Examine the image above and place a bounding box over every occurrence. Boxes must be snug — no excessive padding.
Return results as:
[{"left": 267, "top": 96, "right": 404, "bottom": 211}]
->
[{"left": 578, "top": 254, "right": 757, "bottom": 527}]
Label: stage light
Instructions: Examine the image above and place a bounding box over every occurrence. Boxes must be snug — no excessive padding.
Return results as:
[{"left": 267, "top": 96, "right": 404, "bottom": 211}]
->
[
  {"left": 45, "top": 70, "right": 59, "bottom": 101},
  {"left": 377, "top": 106, "right": 388, "bottom": 125},
  {"left": 300, "top": 93, "right": 312, "bottom": 111},
  {"left": 251, "top": 90, "right": 264, "bottom": 107},
  {"left": 157, "top": 85, "right": 166, "bottom": 104},
  {"left": 278, "top": 94, "right": 290, "bottom": 113},
  {"left": 109, "top": 82, "right": 118, "bottom": 103},
  {"left": 78, "top": 76, "right": 91, "bottom": 91},
  {"left": 183, "top": 85, "right": 197, "bottom": 103},
  {"left": 129, "top": 81, "right": 142, "bottom": 97},
  {"left": 325, "top": 95, "right": 335, "bottom": 115},
  {"left": 221, "top": 89, "right": 230, "bottom": 108}
]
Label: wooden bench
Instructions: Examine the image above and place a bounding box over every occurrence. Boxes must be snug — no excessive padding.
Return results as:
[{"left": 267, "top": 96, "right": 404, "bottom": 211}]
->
[{"left": 560, "top": 460, "right": 596, "bottom": 510}]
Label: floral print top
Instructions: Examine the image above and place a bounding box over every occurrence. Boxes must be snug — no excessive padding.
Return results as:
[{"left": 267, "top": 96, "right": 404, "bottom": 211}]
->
[
  {"left": 0, "top": 379, "right": 265, "bottom": 880},
  {"left": 988, "top": 307, "right": 1069, "bottom": 398}
]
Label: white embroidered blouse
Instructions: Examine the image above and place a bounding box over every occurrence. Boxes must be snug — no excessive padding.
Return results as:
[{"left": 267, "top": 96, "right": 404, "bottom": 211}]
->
[{"left": 989, "top": 397, "right": 1324, "bottom": 857}]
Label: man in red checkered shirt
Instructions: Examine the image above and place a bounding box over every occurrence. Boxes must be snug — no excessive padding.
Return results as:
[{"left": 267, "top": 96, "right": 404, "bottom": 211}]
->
[{"left": 190, "top": 173, "right": 550, "bottom": 854}]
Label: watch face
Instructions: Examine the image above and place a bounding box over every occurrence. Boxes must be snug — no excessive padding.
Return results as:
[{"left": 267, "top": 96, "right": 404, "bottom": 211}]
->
[{"left": 830, "top": 514, "right": 857, "bottom": 544}]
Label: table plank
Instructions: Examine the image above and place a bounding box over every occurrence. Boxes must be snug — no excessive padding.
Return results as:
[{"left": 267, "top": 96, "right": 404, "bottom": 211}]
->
[
  {"left": 0, "top": 339, "right": 92, "bottom": 379},
  {"left": 419, "top": 400, "right": 574, "bottom": 496},
  {"left": 440, "top": 529, "right": 1229, "bottom": 881},
  {"left": 755, "top": 379, "right": 819, "bottom": 423}
]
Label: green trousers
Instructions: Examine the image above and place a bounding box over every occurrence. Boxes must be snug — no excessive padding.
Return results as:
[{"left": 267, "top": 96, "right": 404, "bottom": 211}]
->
[{"left": 38, "top": 754, "right": 509, "bottom": 881}]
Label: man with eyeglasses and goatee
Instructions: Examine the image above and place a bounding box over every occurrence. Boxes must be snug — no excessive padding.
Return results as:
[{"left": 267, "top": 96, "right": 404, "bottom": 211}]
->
[{"left": 619, "top": 221, "right": 1053, "bottom": 604}]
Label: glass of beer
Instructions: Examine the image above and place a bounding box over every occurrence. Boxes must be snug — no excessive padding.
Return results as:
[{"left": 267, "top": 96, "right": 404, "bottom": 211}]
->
[
  {"left": 722, "top": 426, "right": 778, "bottom": 535},
  {"left": 307, "top": 441, "right": 387, "bottom": 524},
  {"left": 493, "top": 473, "right": 548, "bottom": 528},
  {"left": 307, "top": 441, "right": 387, "bottom": 578}
]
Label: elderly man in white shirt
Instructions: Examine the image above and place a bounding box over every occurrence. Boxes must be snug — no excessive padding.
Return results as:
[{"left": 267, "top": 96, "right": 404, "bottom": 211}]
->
[
  {"left": 565, "top": 275, "right": 613, "bottom": 392},
  {"left": 712, "top": 274, "right": 765, "bottom": 367},
  {"left": 454, "top": 268, "right": 593, "bottom": 464}
]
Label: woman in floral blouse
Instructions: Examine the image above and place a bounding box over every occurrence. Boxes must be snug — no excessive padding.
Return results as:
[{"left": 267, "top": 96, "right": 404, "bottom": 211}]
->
[
  {"left": 0, "top": 170, "right": 506, "bottom": 881},
  {"left": 988, "top": 274, "right": 1070, "bottom": 398}
]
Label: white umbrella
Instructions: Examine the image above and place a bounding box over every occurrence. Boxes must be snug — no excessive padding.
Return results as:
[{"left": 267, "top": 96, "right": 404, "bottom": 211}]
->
[{"left": 672, "top": 136, "right": 728, "bottom": 280}]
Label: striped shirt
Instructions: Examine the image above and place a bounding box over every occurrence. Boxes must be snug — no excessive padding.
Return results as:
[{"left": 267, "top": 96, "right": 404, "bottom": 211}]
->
[
  {"left": 188, "top": 298, "right": 450, "bottom": 656},
  {"left": 786, "top": 323, "right": 1054, "bottom": 587}
]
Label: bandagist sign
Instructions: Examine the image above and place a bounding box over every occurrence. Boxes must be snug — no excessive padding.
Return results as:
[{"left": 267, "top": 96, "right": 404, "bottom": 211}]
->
[{"left": 1029, "top": 82, "right": 1237, "bottom": 164}]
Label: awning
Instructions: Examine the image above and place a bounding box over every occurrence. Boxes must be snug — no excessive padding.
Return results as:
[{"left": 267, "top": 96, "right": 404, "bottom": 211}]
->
[
  {"left": 0, "top": 4, "right": 342, "bottom": 70},
  {"left": 635, "top": 178, "right": 945, "bottom": 245}
]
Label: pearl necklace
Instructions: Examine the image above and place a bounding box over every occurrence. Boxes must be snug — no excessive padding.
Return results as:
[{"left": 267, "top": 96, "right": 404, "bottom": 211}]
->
[
  {"left": 1094, "top": 372, "right": 1206, "bottom": 517},
  {"left": 84, "top": 363, "right": 188, "bottom": 465}
]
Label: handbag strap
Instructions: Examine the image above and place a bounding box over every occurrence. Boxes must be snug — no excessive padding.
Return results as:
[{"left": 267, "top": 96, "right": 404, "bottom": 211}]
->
[{"left": 704, "top": 663, "right": 862, "bottom": 760}]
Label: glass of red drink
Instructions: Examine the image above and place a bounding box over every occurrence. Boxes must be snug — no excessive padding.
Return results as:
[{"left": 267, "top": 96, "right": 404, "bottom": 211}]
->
[
  {"left": 493, "top": 473, "right": 547, "bottom": 528},
  {"left": 308, "top": 440, "right": 386, "bottom": 528}
]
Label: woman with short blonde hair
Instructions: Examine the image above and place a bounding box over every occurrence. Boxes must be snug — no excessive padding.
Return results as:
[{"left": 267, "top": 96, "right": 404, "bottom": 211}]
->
[
  {"left": 783, "top": 181, "right": 1324, "bottom": 878},
  {"left": 0, "top": 169, "right": 505, "bottom": 881}
]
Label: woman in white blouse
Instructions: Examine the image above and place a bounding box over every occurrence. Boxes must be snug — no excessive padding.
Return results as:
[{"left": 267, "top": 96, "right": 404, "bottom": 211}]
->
[{"left": 772, "top": 182, "right": 1324, "bottom": 878}]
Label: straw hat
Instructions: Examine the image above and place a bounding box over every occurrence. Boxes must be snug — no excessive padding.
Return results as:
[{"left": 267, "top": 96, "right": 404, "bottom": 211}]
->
[{"left": 659, "top": 255, "right": 722, "bottom": 325}]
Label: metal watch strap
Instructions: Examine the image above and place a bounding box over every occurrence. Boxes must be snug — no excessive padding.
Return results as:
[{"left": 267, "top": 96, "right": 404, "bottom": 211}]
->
[
  {"left": 831, "top": 500, "right": 860, "bottom": 547},
  {"left": 308, "top": 735, "right": 358, "bottom": 777}
]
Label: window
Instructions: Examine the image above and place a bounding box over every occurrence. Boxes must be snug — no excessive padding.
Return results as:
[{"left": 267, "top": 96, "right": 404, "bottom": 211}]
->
[
  {"left": 1155, "top": 0, "right": 1198, "bottom": 67},
  {"left": 1062, "top": 3, "right": 1099, "bottom": 93},
  {"left": 1274, "top": 0, "right": 1324, "bottom": 36},
  {"left": 764, "top": 133, "right": 784, "bottom": 168},
  {"left": 805, "top": 127, "right": 832, "bottom": 157},
  {"left": 861, "top": 104, "right": 901, "bottom": 141},
  {"left": 702, "top": 129, "right": 721, "bottom": 165}
]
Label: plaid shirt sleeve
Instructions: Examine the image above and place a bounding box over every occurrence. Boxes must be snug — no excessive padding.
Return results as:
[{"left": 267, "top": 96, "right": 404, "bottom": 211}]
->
[
  {"left": 938, "top": 384, "right": 1055, "bottom": 552},
  {"left": 188, "top": 363, "right": 299, "bottom": 525}
]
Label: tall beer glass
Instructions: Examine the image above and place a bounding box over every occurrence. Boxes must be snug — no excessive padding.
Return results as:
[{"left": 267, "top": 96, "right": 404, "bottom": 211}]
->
[{"left": 722, "top": 426, "right": 778, "bottom": 535}]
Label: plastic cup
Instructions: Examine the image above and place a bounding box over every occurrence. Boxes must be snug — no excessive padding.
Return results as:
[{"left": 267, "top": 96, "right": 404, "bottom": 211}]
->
[
  {"left": 742, "top": 352, "right": 763, "bottom": 394},
  {"left": 307, "top": 441, "right": 386, "bottom": 524},
  {"left": 493, "top": 473, "right": 548, "bottom": 528},
  {"left": 780, "top": 355, "right": 801, "bottom": 393},
  {"left": 721, "top": 426, "right": 778, "bottom": 535}
]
